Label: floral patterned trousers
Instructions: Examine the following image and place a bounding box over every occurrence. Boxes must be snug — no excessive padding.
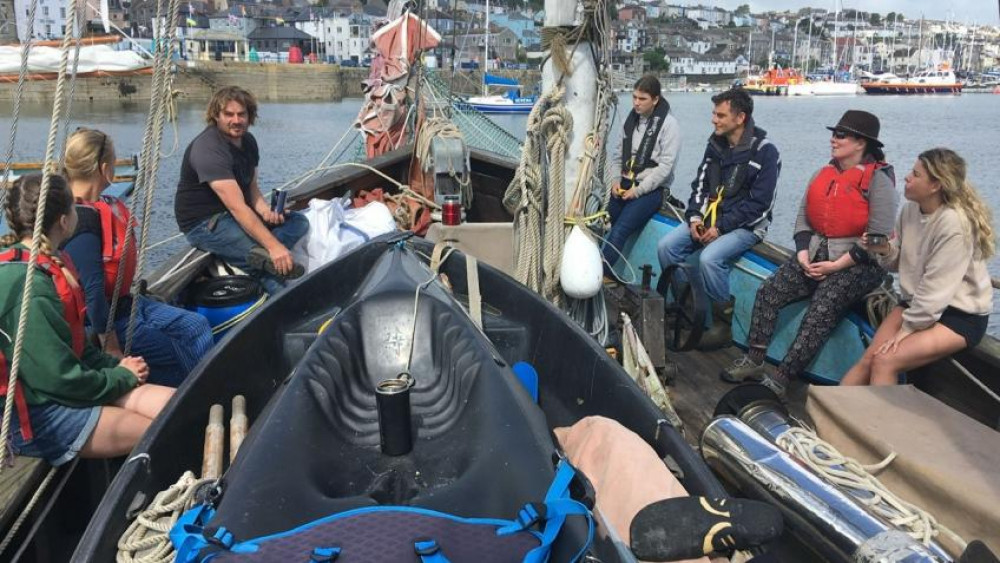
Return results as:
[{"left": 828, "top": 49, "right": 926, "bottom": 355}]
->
[{"left": 748, "top": 248, "right": 885, "bottom": 383}]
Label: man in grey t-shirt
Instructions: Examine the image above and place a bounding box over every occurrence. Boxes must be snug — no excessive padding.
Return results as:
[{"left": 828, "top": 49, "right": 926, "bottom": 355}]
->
[{"left": 177, "top": 86, "right": 308, "bottom": 295}]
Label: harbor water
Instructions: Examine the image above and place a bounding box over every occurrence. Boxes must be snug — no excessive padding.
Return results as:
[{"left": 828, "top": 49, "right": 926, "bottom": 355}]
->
[{"left": 1, "top": 92, "right": 998, "bottom": 334}]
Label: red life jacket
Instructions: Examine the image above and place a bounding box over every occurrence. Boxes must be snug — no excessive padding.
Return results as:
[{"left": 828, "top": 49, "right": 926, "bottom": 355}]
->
[
  {"left": 0, "top": 248, "right": 87, "bottom": 441},
  {"left": 805, "top": 162, "right": 885, "bottom": 238},
  {"left": 77, "top": 196, "right": 138, "bottom": 300}
]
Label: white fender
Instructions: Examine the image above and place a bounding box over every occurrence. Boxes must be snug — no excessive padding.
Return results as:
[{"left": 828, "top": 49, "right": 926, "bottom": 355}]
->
[{"left": 560, "top": 225, "right": 603, "bottom": 299}]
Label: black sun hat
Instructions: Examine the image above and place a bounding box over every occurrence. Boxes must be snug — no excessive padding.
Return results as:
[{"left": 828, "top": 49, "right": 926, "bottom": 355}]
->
[{"left": 826, "top": 110, "right": 883, "bottom": 148}]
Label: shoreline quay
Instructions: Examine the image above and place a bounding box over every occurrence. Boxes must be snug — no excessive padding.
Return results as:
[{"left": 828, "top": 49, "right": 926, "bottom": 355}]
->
[{"left": 0, "top": 62, "right": 543, "bottom": 103}]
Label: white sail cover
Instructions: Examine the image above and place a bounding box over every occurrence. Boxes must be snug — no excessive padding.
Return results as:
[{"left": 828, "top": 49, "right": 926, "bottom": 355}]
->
[{"left": 0, "top": 45, "right": 150, "bottom": 75}]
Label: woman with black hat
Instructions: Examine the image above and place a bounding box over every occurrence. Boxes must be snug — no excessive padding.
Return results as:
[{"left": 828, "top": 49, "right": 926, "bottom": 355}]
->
[{"left": 720, "top": 110, "right": 899, "bottom": 396}]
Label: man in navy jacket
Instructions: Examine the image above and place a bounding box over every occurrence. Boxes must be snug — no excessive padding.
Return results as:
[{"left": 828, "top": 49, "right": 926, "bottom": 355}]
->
[{"left": 657, "top": 88, "right": 781, "bottom": 349}]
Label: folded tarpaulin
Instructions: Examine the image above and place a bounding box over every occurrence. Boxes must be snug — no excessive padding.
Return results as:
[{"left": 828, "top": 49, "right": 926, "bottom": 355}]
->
[{"left": 807, "top": 385, "right": 1000, "bottom": 558}]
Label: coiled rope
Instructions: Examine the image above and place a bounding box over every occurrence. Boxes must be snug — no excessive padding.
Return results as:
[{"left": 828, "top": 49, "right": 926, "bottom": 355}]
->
[
  {"left": 777, "top": 426, "right": 966, "bottom": 550},
  {"left": 116, "top": 471, "right": 213, "bottom": 563}
]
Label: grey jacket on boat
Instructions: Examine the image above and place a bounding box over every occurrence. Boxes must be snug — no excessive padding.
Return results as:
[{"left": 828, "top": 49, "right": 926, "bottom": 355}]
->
[{"left": 615, "top": 112, "right": 682, "bottom": 197}]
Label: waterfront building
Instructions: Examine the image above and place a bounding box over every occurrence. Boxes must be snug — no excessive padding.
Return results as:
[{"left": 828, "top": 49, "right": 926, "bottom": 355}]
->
[
  {"left": 13, "top": 0, "right": 67, "bottom": 39},
  {"left": 248, "top": 26, "right": 314, "bottom": 61},
  {"left": 184, "top": 29, "right": 248, "bottom": 61},
  {"left": 1, "top": 0, "right": 17, "bottom": 42},
  {"left": 318, "top": 14, "right": 371, "bottom": 65}
]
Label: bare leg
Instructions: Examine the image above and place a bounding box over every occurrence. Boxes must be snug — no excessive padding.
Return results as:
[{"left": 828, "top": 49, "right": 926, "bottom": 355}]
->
[
  {"left": 79, "top": 406, "right": 152, "bottom": 458},
  {"left": 869, "top": 324, "right": 967, "bottom": 385},
  {"left": 113, "top": 384, "right": 175, "bottom": 419},
  {"left": 841, "top": 306, "right": 904, "bottom": 386},
  {"left": 79, "top": 385, "right": 174, "bottom": 458}
]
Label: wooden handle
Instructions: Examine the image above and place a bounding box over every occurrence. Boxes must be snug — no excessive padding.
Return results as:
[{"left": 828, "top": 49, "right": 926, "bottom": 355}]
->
[
  {"left": 230, "top": 395, "right": 248, "bottom": 464},
  {"left": 202, "top": 404, "right": 225, "bottom": 479}
]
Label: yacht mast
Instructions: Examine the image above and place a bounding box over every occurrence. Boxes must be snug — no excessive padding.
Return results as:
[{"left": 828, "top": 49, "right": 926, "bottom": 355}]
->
[{"left": 483, "top": 0, "right": 489, "bottom": 96}]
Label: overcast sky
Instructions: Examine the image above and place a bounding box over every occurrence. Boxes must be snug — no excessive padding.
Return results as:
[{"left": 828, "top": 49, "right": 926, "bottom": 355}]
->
[{"left": 706, "top": 1, "right": 999, "bottom": 25}]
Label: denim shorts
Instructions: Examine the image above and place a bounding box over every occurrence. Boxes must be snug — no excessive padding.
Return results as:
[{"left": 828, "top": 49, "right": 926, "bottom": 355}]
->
[{"left": 9, "top": 402, "right": 102, "bottom": 466}]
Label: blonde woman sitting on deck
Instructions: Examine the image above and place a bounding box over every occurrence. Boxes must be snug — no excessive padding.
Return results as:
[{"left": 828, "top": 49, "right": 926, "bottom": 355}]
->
[
  {"left": 0, "top": 174, "right": 173, "bottom": 465},
  {"left": 842, "top": 148, "right": 995, "bottom": 386}
]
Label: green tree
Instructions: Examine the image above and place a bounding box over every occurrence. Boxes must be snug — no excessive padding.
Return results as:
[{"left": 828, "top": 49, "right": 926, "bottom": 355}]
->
[
  {"left": 869, "top": 13, "right": 882, "bottom": 26},
  {"left": 735, "top": 4, "right": 750, "bottom": 16},
  {"left": 643, "top": 47, "right": 669, "bottom": 72}
]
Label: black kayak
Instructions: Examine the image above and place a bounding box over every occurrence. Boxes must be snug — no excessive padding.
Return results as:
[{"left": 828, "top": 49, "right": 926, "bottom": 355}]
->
[{"left": 74, "top": 233, "right": 726, "bottom": 561}]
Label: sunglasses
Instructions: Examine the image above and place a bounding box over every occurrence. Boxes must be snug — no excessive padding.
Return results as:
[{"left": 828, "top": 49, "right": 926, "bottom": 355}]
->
[{"left": 831, "top": 130, "right": 853, "bottom": 140}]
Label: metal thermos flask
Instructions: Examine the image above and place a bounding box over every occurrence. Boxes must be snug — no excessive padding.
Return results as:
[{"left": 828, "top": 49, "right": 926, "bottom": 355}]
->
[
  {"left": 270, "top": 189, "right": 287, "bottom": 214},
  {"left": 375, "top": 374, "right": 415, "bottom": 456}
]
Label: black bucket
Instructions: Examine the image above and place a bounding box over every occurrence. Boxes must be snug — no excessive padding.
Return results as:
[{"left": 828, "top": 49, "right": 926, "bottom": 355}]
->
[{"left": 189, "top": 276, "right": 265, "bottom": 341}]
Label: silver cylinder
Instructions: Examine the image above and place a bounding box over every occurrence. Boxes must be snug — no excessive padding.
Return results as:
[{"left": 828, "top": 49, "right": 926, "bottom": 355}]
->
[{"left": 701, "top": 416, "right": 948, "bottom": 563}]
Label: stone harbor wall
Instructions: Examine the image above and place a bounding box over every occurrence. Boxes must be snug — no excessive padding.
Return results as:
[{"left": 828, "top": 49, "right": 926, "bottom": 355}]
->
[{"left": 0, "top": 63, "right": 542, "bottom": 102}]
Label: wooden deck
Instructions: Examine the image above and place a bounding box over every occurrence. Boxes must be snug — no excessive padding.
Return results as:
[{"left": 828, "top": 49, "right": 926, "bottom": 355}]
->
[
  {"left": 661, "top": 344, "right": 810, "bottom": 447},
  {"left": 0, "top": 456, "right": 47, "bottom": 533}
]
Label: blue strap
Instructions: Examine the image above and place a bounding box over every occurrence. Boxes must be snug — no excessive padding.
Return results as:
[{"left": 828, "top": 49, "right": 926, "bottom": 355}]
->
[
  {"left": 414, "top": 539, "right": 452, "bottom": 563},
  {"left": 170, "top": 505, "right": 218, "bottom": 563},
  {"left": 310, "top": 545, "right": 341, "bottom": 562},
  {"left": 496, "top": 460, "right": 595, "bottom": 563},
  {"left": 340, "top": 223, "right": 371, "bottom": 243}
]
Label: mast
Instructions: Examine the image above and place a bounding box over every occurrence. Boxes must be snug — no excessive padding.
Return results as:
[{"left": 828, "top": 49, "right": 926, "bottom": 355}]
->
[
  {"left": 483, "top": 0, "right": 489, "bottom": 96},
  {"left": 805, "top": 16, "right": 813, "bottom": 74}
]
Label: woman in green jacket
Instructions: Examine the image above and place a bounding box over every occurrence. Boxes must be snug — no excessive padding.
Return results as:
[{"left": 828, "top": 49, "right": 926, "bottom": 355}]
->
[{"left": 0, "top": 174, "right": 173, "bottom": 466}]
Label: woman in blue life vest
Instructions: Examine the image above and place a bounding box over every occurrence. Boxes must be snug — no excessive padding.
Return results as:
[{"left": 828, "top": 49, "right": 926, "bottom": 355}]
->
[
  {"left": 63, "top": 129, "right": 214, "bottom": 387},
  {"left": 603, "top": 74, "right": 682, "bottom": 275},
  {"left": 721, "top": 110, "right": 899, "bottom": 396},
  {"left": 0, "top": 174, "right": 173, "bottom": 466}
]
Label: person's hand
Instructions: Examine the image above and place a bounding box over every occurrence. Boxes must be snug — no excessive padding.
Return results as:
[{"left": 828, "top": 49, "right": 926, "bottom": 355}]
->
[
  {"left": 260, "top": 209, "right": 286, "bottom": 225},
  {"left": 875, "top": 328, "right": 913, "bottom": 356},
  {"left": 701, "top": 226, "right": 720, "bottom": 244},
  {"left": 621, "top": 187, "right": 638, "bottom": 201},
  {"left": 796, "top": 249, "right": 811, "bottom": 269},
  {"left": 267, "top": 244, "right": 295, "bottom": 276},
  {"left": 689, "top": 220, "right": 704, "bottom": 243},
  {"left": 611, "top": 180, "right": 622, "bottom": 199},
  {"left": 861, "top": 232, "right": 890, "bottom": 255},
  {"left": 808, "top": 260, "right": 840, "bottom": 277},
  {"left": 120, "top": 356, "right": 149, "bottom": 384}
]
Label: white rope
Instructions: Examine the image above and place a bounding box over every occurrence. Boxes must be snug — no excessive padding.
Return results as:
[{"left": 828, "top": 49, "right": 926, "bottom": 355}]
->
[
  {"left": 0, "top": 465, "right": 59, "bottom": 557},
  {"left": 116, "top": 471, "right": 213, "bottom": 562},
  {"left": 122, "top": 0, "right": 182, "bottom": 354},
  {"left": 776, "top": 426, "right": 967, "bottom": 550},
  {"left": 0, "top": 0, "right": 41, "bottom": 205},
  {"left": 1, "top": 0, "right": 81, "bottom": 470}
]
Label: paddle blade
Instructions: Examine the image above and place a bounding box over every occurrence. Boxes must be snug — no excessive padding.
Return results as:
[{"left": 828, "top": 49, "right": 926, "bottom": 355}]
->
[{"left": 630, "top": 496, "right": 783, "bottom": 561}]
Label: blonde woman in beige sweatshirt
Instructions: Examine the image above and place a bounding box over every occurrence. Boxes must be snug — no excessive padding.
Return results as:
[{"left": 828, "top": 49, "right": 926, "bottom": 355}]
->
[{"left": 842, "top": 148, "right": 995, "bottom": 386}]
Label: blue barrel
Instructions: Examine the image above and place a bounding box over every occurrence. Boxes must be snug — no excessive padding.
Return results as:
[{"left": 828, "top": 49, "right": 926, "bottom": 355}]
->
[{"left": 189, "top": 276, "right": 264, "bottom": 341}]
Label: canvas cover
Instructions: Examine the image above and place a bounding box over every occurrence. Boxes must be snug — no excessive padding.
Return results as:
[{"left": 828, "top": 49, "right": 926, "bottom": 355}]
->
[
  {"left": 806, "top": 385, "right": 1000, "bottom": 557},
  {"left": 555, "top": 416, "right": 713, "bottom": 563}
]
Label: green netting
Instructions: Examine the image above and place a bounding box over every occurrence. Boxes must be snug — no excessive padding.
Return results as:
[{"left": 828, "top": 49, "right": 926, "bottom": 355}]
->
[{"left": 420, "top": 70, "right": 524, "bottom": 160}]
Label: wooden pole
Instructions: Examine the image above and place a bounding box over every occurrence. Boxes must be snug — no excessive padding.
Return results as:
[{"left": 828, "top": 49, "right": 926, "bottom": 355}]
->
[
  {"left": 229, "top": 395, "right": 248, "bottom": 464},
  {"left": 202, "top": 404, "right": 224, "bottom": 479}
]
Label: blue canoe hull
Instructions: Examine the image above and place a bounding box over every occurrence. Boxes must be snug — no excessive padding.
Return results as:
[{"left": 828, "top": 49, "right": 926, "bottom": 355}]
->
[{"left": 614, "top": 213, "right": 873, "bottom": 385}]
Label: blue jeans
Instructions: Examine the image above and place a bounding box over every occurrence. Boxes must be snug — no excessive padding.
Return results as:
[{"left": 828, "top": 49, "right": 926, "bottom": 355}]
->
[
  {"left": 115, "top": 295, "right": 215, "bottom": 387},
  {"left": 656, "top": 224, "right": 760, "bottom": 304},
  {"left": 603, "top": 189, "right": 662, "bottom": 271},
  {"left": 185, "top": 211, "right": 309, "bottom": 295}
]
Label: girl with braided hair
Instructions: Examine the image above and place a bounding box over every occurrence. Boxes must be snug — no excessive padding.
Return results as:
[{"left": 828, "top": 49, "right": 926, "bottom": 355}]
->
[
  {"left": 0, "top": 173, "right": 173, "bottom": 465},
  {"left": 842, "top": 148, "right": 995, "bottom": 386}
]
